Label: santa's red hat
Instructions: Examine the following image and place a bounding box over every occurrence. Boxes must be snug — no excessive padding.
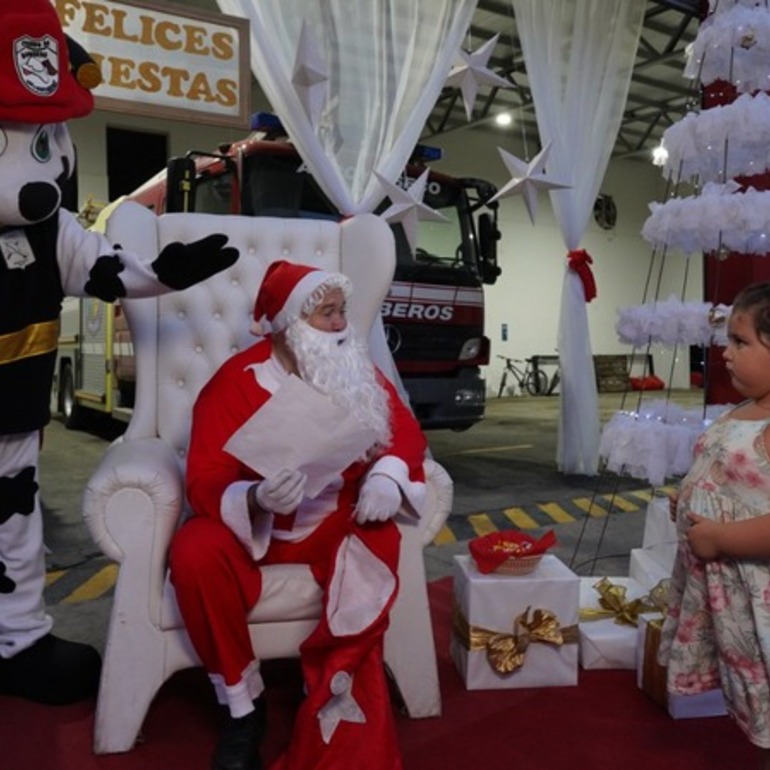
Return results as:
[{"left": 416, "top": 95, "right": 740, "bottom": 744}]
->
[
  {"left": 0, "top": 0, "right": 101, "bottom": 123},
  {"left": 252, "top": 260, "right": 351, "bottom": 336}
]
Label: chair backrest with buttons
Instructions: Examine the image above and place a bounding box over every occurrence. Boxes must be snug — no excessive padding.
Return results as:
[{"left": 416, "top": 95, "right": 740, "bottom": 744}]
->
[{"left": 106, "top": 202, "right": 396, "bottom": 465}]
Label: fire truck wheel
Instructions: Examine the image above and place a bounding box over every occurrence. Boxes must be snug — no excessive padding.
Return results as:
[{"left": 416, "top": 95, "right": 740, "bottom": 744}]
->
[{"left": 60, "top": 364, "right": 86, "bottom": 430}]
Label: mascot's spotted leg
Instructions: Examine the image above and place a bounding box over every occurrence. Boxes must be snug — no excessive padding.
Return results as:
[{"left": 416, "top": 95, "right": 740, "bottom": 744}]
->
[
  {"left": 0, "top": 435, "right": 100, "bottom": 704},
  {"left": 0, "top": 2, "right": 239, "bottom": 705}
]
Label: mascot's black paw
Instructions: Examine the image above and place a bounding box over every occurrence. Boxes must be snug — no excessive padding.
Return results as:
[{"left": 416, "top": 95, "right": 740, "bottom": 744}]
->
[
  {"left": 0, "top": 634, "right": 101, "bottom": 705},
  {"left": 84, "top": 253, "right": 127, "bottom": 302},
  {"left": 151, "top": 234, "right": 239, "bottom": 290}
]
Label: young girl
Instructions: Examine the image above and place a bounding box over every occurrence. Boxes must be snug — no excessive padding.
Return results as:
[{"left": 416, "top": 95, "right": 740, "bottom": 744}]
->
[{"left": 660, "top": 282, "right": 770, "bottom": 770}]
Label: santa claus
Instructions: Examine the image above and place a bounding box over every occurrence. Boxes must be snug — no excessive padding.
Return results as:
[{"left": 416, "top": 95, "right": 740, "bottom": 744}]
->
[{"left": 169, "top": 260, "right": 427, "bottom": 770}]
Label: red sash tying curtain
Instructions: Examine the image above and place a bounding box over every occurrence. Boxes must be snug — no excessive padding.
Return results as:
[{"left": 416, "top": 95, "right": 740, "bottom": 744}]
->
[{"left": 567, "top": 249, "right": 597, "bottom": 303}]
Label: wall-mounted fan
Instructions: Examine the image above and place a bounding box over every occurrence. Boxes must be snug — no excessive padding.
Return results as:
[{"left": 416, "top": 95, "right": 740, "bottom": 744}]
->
[{"left": 593, "top": 193, "right": 617, "bottom": 231}]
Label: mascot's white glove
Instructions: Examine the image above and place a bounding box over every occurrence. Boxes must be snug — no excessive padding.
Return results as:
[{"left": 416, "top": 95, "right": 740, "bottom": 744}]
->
[
  {"left": 355, "top": 474, "right": 402, "bottom": 523},
  {"left": 254, "top": 469, "right": 307, "bottom": 515}
]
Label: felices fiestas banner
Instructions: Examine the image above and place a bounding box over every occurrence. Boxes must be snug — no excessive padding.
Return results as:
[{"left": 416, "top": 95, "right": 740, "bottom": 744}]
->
[{"left": 52, "top": 0, "right": 250, "bottom": 128}]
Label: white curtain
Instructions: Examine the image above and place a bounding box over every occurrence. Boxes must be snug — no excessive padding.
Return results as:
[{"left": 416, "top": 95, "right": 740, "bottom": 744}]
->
[
  {"left": 216, "top": 0, "right": 477, "bottom": 215},
  {"left": 511, "top": 0, "right": 644, "bottom": 475}
]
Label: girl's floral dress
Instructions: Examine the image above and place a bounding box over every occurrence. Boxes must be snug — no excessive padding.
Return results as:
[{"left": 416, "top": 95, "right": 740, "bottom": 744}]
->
[{"left": 658, "top": 409, "right": 770, "bottom": 747}]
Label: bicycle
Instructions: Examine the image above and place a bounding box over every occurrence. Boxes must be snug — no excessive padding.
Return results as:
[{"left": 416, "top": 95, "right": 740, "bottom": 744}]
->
[{"left": 496, "top": 355, "right": 549, "bottom": 397}]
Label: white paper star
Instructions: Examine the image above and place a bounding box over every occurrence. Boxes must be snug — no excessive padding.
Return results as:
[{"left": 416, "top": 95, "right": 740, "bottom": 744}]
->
[
  {"left": 375, "top": 170, "right": 448, "bottom": 252},
  {"left": 489, "top": 143, "right": 571, "bottom": 224},
  {"left": 317, "top": 672, "right": 365, "bottom": 744},
  {"left": 291, "top": 21, "right": 328, "bottom": 125},
  {"left": 445, "top": 34, "right": 512, "bottom": 121}
]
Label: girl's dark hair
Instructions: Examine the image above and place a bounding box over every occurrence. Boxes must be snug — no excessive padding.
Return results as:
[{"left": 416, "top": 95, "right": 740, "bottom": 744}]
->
[{"left": 733, "top": 282, "right": 770, "bottom": 341}]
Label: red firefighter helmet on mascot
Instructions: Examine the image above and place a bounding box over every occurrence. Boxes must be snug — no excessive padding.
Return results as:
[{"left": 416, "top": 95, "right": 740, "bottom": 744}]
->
[
  {"left": 0, "top": 0, "right": 100, "bottom": 123},
  {"left": 0, "top": 0, "right": 101, "bottom": 226}
]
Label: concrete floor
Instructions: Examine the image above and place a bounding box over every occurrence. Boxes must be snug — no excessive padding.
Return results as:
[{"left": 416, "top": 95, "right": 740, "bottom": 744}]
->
[{"left": 39, "top": 387, "right": 708, "bottom": 654}]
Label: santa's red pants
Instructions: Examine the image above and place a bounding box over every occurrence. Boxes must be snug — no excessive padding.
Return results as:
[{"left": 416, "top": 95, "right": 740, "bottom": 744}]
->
[{"left": 169, "top": 509, "right": 403, "bottom": 770}]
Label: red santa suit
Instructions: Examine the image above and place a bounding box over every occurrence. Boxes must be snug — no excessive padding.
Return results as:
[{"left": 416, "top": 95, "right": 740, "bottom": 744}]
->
[{"left": 169, "top": 331, "right": 426, "bottom": 770}]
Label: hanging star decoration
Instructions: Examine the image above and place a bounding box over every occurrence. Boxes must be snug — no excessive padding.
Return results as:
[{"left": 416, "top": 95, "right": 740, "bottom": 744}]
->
[
  {"left": 375, "top": 169, "right": 448, "bottom": 252},
  {"left": 489, "top": 143, "right": 571, "bottom": 225},
  {"left": 291, "top": 20, "right": 328, "bottom": 126},
  {"left": 445, "top": 34, "right": 512, "bottom": 121}
]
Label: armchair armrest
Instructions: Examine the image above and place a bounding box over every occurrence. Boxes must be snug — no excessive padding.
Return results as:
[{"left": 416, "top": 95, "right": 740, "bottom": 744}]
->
[
  {"left": 414, "top": 458, "right": 453, "bottom": 547},
  {"left": 83, "top": 437, "right": 184, "bottom": 627}
]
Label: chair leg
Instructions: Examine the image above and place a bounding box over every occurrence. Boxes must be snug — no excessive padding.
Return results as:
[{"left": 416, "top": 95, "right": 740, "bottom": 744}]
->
[
  {"left": 384, "top": 538, "right": 441, "bottom": 718},
  {"left": 93, "top": 623, "right": 169, "bottom": 754}
]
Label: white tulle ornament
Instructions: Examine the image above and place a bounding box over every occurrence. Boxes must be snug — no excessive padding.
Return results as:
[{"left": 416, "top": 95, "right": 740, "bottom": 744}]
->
[
  {"left": 660, "top": 93, "right": 770, "bottom": 183},
  {"left": 599, "top": 402, "right": 731, "bottom": 485},
  {"left": 642, "top": 182, "right": 770, "bottom": 256},
  {"left": 615, "top": 298, "right": 730, "bottom": 348},
  {"left": 685, "top": 5, "right": 770, "bottom": 91}
]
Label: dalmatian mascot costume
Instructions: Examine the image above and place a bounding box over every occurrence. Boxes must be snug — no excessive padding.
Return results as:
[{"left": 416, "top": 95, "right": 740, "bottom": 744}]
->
[{"left": 0, "top": 2, "right": 239, "bottom": 706}]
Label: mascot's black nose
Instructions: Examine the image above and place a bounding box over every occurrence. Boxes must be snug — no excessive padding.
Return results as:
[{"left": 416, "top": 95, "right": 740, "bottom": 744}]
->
[{"left": 19, "top": 182, "right": 61, "bottom": 223}]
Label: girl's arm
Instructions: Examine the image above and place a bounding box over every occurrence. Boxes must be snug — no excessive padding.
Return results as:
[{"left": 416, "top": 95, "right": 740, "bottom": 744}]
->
[{"left": 686, "top": 512, "right": 770, "bottom": 561}]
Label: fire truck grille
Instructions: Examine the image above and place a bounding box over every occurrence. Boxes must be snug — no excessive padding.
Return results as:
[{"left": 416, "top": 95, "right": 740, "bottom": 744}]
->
[{"left": 388, "top": 323, "right": 473, "bottom": 363}]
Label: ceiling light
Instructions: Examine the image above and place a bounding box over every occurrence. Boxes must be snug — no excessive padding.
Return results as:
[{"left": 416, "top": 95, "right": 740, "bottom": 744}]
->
[
  {"left": 494, "top": 112, "right": 513, "bottom": 127},
  {"left": 652, "top": 143, "right": 668, "bottom": 167}
]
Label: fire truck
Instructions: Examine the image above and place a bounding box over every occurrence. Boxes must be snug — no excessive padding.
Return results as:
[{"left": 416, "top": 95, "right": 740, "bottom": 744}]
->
[{"left": 52, "top": 114, "right": 500, "bottom": 431}]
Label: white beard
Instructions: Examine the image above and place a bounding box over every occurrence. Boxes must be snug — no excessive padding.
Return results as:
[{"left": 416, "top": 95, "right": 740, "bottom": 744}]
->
[{"left": 285, "top": 321, "right": 392, "bottom": 447}]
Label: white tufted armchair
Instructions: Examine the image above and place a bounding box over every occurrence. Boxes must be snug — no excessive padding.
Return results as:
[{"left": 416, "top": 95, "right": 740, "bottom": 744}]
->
[{"left": 82, "top": 201, "right": 453, "bottom": 754}]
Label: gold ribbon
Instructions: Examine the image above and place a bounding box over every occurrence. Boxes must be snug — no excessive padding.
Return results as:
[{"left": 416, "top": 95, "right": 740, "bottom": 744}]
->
[
  {"left": 578, "top": 577, "right": 660, "bottom": 627},
  {"left": 641, "top": 616, "right": 668, "bottom": 709},
  {"left": 646, "top": 579, "right": 671, "bottom": 613},
  {"left": 0, "top": 320, "right": 59, "bottom": 365},
  {"left": 453, "top": 601, "right": 578, "bottom": 675}
]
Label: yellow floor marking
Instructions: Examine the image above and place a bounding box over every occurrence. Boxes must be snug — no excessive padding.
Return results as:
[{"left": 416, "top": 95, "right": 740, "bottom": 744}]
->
[
  {"left": 432, "top": 524, "right": 457, "bottom": 546},
  {"left": 537, "top": 502, "right": 576, "bottom": 524},
  {"left": 62, "top": 564, "right": 119, "bottom": 604},
  {"left": 469, "top": 513, "right": 498, "bottom": 537},
  {"left": 573, "top": 497, "right": 609, "bottom": 517},
  {"left": 628, "top": 489, "right": 653, "bottom": 502},
  {"left": 45, "top": 570, "right": 65, "bottom": 587},
  {"left": 451, "top": 444, "right": 534, "bottom": 456},
  {"left": 601, "top": 494, "right": 640, "bottom": 512},
  {"left": 658, "top": 485, "right": 677, "bottom": 495},
  {"left": 502, "top": 507, "right": 539, "bottom": 529}
]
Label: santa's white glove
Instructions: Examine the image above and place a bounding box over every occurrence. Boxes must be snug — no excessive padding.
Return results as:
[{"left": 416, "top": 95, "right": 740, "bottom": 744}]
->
[
  {"left": 355, "top": 474, "right": 402, "bottom": 523},
  {"left": 255, "top": 469, "right": 307, "bottom": 515}
]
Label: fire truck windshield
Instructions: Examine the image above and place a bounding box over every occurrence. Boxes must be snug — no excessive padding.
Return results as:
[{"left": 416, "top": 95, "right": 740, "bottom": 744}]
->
[{"left": 193, "top": 152, "right": 480, "bottom": 279}]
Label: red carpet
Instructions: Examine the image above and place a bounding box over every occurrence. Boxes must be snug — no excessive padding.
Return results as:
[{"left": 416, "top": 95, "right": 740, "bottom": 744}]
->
[{"left": 1, "top": 577, "right": 753, "bottom": 770}]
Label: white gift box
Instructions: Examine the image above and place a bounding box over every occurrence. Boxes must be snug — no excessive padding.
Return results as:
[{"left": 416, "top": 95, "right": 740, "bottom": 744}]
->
[
  {"left": 451, "top": 554, "right": 579, "bottom": 690},
  {"left": 629, "top": 547, "right": 673, "bottom": 591},
  {"left": 642, "top": 496, "right": 677, "bottom": 550},
  {"left": 635, "top": 613, "right": 726, "bottom": 719},
  {"left": 579, "top": 577, "right": 648, "bottom": 670}
]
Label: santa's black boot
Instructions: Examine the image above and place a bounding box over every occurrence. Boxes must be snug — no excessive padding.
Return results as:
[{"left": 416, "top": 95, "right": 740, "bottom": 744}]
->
[
  {"left": 0, "top": 633, "right": 101, "bottom": 705},
  {"left": 211, "top": 695, "right": 267, "bottom": 770}
]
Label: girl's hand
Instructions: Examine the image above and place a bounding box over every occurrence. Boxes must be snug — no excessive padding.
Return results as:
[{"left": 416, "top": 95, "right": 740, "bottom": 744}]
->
[{"left": 686, "top": 512, "right": 722, "bottom": 561}]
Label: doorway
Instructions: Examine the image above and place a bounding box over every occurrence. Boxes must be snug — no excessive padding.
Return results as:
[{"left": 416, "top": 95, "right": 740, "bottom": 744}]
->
[{"left": 106, "top": 127, "right": 167, "bottom": 200}]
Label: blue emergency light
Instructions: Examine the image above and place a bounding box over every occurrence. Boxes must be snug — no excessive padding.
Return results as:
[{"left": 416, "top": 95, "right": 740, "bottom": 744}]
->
[
  {"left": 250, "top": 112, "right": 286, "bottom": 133},
  {"left": 412, "top": 144, "right": 443, "bottom": 162}
]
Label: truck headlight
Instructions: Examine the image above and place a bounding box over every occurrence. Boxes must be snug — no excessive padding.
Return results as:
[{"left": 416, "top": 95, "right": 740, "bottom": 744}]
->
[
  {"left": 459, "top": 338, "right": 482, "bottom": 361},
  {"left": 454, "top": 388, "right": 484, "bottom": 405}
]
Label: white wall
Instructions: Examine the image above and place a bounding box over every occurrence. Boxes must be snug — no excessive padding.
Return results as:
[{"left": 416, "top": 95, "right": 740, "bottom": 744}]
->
[{"left": 427, "top": 124, "right": 703, "bottom": 393}]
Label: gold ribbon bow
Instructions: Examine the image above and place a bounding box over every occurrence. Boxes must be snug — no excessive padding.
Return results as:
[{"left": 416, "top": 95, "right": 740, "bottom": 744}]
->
[
  {"left": 453, "top": 601, "right": 578, "bottom": 675},
  {"left": 578, "top": 577, "right": 659, "bottom": 627},
  {"left": 645, "top": 578, "right": 671, "bottom": 614}
]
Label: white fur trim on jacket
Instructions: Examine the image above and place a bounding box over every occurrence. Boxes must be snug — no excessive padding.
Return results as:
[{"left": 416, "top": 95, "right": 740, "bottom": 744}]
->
[
  {"left": 326, "top": 534, "right": 397, "bottom": 637},
  {"left": 220, "top": 480, "right": 274, "bottom": 560}
]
